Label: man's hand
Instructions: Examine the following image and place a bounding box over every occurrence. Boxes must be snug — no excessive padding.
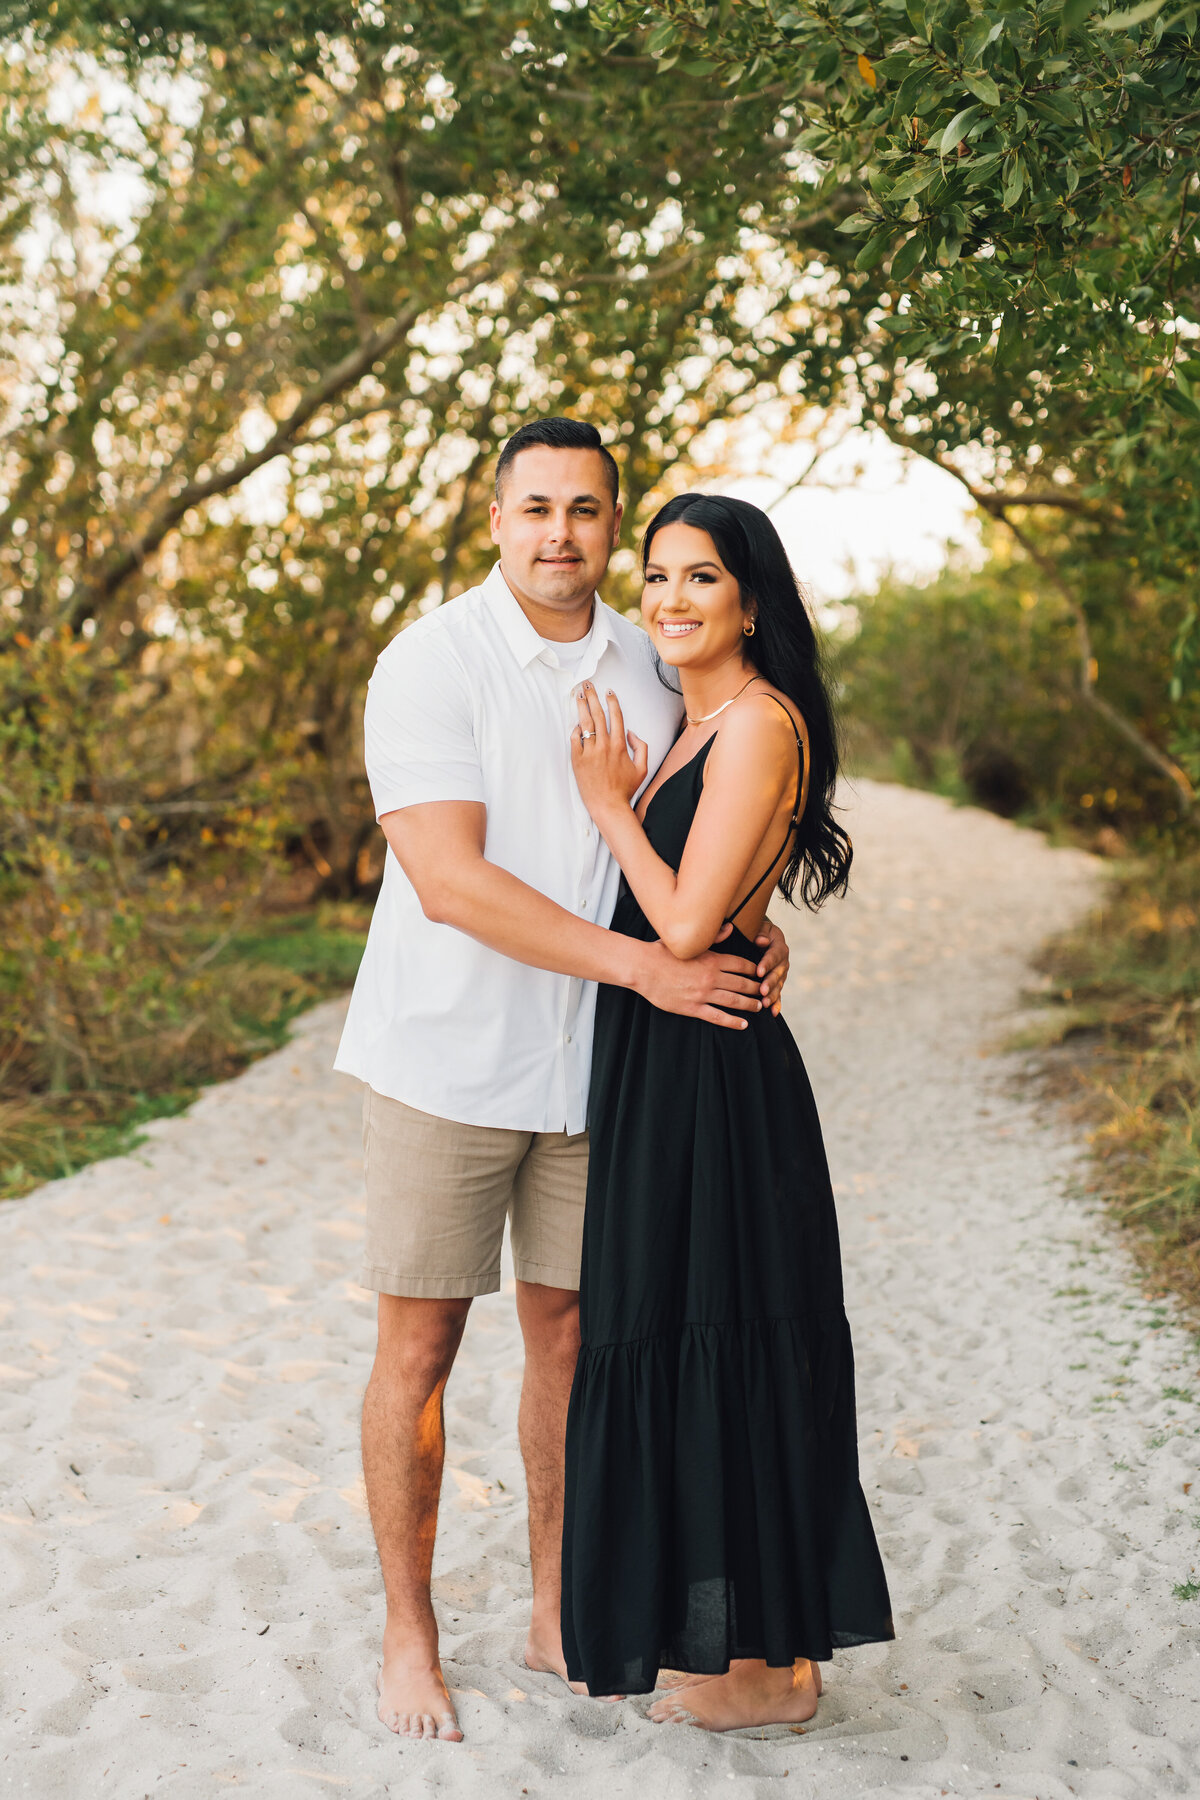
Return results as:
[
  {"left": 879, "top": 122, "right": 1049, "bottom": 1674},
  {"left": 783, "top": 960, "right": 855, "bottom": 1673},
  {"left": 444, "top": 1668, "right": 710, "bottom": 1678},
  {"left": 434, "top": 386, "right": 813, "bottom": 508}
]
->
[
  {"left": 754, "top": 918, "right": 790, "bottom": 1017},
  {"left": 632, "top": 933, "right": 763, "bottom": 1030}
]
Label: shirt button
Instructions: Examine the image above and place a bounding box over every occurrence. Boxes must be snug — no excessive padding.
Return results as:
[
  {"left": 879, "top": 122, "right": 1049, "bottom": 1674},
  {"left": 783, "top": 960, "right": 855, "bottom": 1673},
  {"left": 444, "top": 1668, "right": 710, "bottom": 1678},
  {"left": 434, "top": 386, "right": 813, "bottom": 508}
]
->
[{"left": 565, "top": 1033, "right": 573, "bottom": 1045}]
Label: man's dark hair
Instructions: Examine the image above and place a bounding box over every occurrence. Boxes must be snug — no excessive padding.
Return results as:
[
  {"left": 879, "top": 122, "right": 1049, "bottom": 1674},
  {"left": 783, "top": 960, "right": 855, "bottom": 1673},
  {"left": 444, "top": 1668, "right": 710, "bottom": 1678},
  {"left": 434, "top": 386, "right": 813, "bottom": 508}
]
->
[{"left": 494, "top": 417, "right": 620, "bottom": 506}]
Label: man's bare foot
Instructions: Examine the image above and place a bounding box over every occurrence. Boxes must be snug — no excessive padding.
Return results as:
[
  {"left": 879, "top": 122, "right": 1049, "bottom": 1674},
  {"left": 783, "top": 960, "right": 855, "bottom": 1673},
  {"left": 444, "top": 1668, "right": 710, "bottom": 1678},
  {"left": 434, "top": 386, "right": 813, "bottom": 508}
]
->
[
  {"left": 524, "top": 1629, "right": 625, "bottom": 1701},
  {"left": 648, "top": 1658, "right": 822, "bottom": 1732},
  {"left": 523, "top": 1629, "right": 590, "bottom": 1696},
  {"left": 524, "top": 1626, "right": 622, "bottom": 1702},
  {"left": 376, "top": 1651, "right": 463, "bottom": 1742}
]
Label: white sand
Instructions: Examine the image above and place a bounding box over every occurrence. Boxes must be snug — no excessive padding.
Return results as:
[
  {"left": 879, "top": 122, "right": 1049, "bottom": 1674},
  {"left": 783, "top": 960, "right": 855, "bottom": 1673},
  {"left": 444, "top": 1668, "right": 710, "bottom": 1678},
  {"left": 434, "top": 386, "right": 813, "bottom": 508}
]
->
[{"left": 2, "top": 778, "right": 1198, "bottom": 1800}]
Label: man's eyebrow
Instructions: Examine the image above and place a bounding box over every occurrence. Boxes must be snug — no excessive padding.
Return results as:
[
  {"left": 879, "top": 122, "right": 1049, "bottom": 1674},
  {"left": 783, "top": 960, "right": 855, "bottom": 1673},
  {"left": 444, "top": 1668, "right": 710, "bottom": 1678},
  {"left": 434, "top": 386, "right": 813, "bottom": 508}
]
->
[{"left": 519, "top": 492, "right": 604, "bottom": 505}]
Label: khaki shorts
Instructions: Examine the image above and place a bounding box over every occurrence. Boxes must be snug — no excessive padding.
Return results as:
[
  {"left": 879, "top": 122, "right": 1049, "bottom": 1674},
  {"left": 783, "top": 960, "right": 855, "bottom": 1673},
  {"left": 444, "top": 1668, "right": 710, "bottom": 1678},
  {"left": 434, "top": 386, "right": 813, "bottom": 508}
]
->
[{"left": 359, "top": 1089, "right": 590, "bottom": 1298}]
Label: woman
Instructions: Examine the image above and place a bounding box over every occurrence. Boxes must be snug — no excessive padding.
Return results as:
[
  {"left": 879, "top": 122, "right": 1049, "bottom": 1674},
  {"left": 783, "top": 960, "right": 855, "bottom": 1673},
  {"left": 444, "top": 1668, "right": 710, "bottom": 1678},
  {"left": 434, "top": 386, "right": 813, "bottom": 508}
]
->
[{"left": 560, "top": 493, "right": 893, "bottom": 1731}]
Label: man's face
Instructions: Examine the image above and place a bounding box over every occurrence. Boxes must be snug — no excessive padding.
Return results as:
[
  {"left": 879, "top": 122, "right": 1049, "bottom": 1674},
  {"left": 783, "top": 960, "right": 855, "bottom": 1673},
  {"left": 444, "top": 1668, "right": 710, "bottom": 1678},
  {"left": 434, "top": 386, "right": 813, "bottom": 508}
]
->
[{"left": 489, "top": 446, "right": 622, "bottom": 614}]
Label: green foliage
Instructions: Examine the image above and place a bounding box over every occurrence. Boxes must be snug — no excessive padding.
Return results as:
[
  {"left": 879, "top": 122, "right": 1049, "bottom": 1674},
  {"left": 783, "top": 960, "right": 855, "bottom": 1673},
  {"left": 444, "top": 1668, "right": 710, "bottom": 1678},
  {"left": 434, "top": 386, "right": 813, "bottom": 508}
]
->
[
  {"left": 0, "top": 903, "right": 369, "bottom": 1200},
  {"left": 3, "top": 0, "right": 1198, "bottom": 1206},
  {"left": 1038, "top": 849, "right": 1200, "bottom": 1311},
  {"left": 836, "top": 524, "right": 1188, "bottom": 835},
  {"left": 596, "top": 0, "right": 1200, "bottom": 790},
  {"left": 0, "top": 0, "right": 813, "bottom": 1125},
  {"left": 0, "top": 626, "right": 289, "bottom": 1099},
  {"left": 595, "top": 0, "right": 1198, "bottom": 347}
]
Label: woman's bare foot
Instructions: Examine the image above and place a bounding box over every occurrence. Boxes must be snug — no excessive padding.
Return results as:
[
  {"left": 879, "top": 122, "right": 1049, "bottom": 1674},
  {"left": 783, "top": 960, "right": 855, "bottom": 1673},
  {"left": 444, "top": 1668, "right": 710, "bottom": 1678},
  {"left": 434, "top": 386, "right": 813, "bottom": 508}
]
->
[
  {"left": 648, "top": 1658, "right": 822, "bottom": 1732},
  {"left": 376, "top": 1651, "right": 463, "bottom": 1742},
  {"left": 524, "top": 1631, "right": 622, "bottom": 1702}
]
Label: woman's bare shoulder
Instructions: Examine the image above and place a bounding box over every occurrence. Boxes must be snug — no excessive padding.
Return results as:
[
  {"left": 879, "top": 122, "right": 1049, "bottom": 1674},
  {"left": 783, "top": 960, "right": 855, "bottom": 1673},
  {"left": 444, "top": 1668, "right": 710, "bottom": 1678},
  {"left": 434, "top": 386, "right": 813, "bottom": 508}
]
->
[
  {"left": 716, "top": 684, "right": 807, "bottom": 750},
  {"left": 704, "top": 684, "right": 806, "bottom": 788}
]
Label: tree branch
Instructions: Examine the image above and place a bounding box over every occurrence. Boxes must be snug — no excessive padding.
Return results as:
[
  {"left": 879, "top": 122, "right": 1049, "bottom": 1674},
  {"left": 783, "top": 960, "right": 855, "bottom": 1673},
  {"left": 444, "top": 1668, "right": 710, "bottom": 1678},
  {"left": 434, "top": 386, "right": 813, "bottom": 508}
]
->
[
  {"left": 973, "top": 487, "right": 1106, "bottom": 517},
  {"left": 84, "top": 264, "right": 505, "bottom": 609},
  {"left": 107, "top": 195, "right": 260, "bottom": 382},
  {"left": 566, "top": 249, "right": 699, "bottom": 288},
  {"left": 765, "top": 420, "right": 859, "bottom": 513},
  {"left": 995, "top": 507, "right": 1193, "bottom": 809},
  {"left": 873, "top": 418, "right": 1193, "bottom": 807}
]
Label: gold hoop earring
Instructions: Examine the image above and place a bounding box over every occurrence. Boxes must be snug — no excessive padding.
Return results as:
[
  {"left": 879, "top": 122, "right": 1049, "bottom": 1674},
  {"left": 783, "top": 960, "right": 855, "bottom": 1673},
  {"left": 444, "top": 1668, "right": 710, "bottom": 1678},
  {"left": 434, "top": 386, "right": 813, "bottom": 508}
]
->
[{"left": 743, "top": 619, "right": 756, "bottom": 637}]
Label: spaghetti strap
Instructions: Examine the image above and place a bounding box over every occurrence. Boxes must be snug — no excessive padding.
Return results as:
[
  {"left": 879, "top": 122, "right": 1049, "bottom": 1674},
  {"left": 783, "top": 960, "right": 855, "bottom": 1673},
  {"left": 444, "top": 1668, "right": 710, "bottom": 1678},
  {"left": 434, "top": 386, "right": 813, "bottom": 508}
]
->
[{"left": 723, "top": 693, "right": 806, "bottom": 925}]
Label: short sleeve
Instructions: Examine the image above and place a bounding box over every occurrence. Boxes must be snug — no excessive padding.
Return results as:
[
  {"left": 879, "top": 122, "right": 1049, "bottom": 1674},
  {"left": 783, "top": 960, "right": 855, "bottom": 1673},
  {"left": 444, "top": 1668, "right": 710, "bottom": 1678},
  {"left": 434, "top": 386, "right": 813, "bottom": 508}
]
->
[{"left": 364, "top": 628, "right": 484, "bottom": 817}]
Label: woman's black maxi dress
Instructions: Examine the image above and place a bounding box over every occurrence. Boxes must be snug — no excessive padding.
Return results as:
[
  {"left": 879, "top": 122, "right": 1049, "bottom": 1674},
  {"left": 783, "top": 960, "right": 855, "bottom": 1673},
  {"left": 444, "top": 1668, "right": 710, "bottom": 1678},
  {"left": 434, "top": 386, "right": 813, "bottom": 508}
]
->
[{"left": 561, "top": 713, "right": 894, "bottom": 1698}]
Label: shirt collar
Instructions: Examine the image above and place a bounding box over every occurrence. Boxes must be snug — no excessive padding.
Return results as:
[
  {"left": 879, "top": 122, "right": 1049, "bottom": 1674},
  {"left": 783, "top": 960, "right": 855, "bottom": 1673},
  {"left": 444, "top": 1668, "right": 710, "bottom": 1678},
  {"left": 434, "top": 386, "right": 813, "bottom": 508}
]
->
[{"left": 484, "top": 561, "right": 615, "bottom": 674}]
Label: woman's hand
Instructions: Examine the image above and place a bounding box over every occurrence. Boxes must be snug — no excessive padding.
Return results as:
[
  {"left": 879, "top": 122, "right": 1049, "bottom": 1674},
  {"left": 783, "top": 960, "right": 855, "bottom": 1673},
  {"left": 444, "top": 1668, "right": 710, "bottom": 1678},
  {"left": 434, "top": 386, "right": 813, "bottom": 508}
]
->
[{"left": 570, "top": 681, "right": 648, "bottom": 819}]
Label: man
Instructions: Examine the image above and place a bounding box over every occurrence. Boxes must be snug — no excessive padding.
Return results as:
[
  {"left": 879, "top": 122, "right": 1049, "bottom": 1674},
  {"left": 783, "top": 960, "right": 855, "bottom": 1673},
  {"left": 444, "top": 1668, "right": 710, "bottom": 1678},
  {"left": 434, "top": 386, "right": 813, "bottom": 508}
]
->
[{"left": 334, "top": 418, "right": 790, "bottom": 1742}]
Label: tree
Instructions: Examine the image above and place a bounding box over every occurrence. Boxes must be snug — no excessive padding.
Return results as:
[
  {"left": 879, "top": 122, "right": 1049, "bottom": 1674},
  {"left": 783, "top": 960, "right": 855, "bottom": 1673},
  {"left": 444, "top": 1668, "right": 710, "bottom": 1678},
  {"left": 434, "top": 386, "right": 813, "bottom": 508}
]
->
[
  {"left": 596, "top": 0, "right": 1200, "bottom": 804},
  {"left": 0, "top": 0, "right": 830, "bottom": 1100}
]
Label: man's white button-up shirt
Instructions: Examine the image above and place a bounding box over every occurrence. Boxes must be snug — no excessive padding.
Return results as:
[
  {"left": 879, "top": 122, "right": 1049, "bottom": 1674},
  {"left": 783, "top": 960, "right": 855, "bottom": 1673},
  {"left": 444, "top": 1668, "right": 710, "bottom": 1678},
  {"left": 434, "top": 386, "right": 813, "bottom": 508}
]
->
[{"left": 334, "top": 562, "right": 683, "bottom": 1133}]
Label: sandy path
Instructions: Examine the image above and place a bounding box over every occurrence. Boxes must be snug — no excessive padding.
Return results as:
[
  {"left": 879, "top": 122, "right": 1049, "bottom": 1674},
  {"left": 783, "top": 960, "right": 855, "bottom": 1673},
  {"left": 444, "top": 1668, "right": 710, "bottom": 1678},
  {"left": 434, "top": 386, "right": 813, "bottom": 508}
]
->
[{"left": 1, "top": 779, "right": 1198, "bottom": 1800}]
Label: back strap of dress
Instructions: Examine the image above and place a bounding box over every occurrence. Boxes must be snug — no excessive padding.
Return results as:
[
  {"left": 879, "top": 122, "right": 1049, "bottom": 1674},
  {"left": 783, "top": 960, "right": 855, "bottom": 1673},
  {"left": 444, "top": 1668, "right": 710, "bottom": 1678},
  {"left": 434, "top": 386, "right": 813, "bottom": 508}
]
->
[{"left": 723, "top": 693, "right": 806, "bottom": 925}]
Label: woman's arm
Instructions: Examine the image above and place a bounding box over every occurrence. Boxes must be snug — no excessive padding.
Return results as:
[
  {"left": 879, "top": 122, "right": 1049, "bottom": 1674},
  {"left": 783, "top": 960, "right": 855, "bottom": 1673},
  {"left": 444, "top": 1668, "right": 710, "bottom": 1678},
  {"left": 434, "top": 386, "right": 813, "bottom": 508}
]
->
[
  {"left": 572, "top": 683, "right": 799, "bottom": 960},
  {"left": 381, "top": 798, "right": 770, "bottom": 1027}
]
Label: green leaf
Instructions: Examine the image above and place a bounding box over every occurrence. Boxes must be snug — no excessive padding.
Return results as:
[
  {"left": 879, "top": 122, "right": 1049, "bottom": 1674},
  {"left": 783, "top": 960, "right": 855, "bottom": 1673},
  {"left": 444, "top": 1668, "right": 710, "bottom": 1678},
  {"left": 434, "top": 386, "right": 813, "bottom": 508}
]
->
[
  {"left": 855, "top": 227, "right": 894, "bottom": 271},
  {"left": 837, "top": 211, "right": 879, "bottom": 235},
  {"left": 1164, "top": 385, "right": 1200, "bottom": 419},
  {"left": 1026, "top": 91, "right": 1079, "bottom": 124},
  {"left": 914, "top": 86, "right": 949, "bottom": 118},
  {"left": 1001, "top": 151, "right": 1026, "bottom": 205},
  {"left": 814, "top": 44, "right": 842, "bottom": 82},
  {"left": 1062, "top": 0, "right": 1099, "bottom": 26},
  {"left": 646, "top": 20, "right": 679, "bottom": 53},
  {"left": 959, "top": 18, "right": 990, "bottom": 62},
  {"left": 964, "top": 15, "right": 1007, "bottom": 60},
  {"left": 939, "top": 104, "right": 982, "bottom": 152},
  {"left": 889, "top": 230, "right": 926, "bottom": 279},
  {"left": 995, "top": 305, "right": 1021, "bottom": 365},
  {"left": 893, "top": 68, "right": 926, "bottom": 113},
  {"left": 887, "top": 161, "right": 940, "bottom": 199},
  {"left": 964, "top": 151, "right": 1005, "bottom": 186},
  {"left": 1097, "top": 0, "right": 1168, "bottom": 24},
  {"left": 962, "top": 71, "right": 1001, "bottom": 106}
]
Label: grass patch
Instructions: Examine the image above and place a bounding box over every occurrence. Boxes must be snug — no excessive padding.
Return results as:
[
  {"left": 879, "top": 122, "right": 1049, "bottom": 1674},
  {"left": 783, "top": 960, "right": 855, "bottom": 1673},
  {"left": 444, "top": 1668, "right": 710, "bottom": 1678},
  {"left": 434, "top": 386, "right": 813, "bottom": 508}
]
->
[
  {"left": 1035, "top": 851, "right": 1200, "bottom": 1317},
  {"left": 0, "top": 902, "right": 369, "bottom": 1202}
]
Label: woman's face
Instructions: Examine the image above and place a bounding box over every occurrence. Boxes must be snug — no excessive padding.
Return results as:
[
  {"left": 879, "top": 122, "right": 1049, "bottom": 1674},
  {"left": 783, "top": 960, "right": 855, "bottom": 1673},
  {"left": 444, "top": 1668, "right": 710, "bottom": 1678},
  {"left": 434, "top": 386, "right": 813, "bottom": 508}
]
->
[{"left": 641, "top": 521, "right": 755, "bottom": 672}]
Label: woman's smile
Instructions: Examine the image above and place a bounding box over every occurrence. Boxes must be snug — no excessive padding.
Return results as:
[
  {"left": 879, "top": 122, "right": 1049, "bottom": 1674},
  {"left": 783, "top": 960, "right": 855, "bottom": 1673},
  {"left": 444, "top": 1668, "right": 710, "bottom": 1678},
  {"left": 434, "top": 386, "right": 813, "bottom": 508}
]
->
[{"left": 658, "top": 619, "right": 701, "bottom": 638}]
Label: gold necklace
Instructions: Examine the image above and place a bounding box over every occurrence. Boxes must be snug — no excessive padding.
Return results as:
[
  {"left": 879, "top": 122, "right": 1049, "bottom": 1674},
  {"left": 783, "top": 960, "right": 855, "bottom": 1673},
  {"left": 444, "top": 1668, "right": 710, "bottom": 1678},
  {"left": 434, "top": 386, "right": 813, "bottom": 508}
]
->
[{"left": 684, "top": 673, "right": 760, "bottom": 727}]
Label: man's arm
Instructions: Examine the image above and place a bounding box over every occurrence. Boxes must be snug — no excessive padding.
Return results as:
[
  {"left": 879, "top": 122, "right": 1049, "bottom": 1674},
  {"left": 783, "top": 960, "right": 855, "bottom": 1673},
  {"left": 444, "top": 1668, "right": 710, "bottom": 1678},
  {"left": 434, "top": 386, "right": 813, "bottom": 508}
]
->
[{"left": 382, "top": 800, "right": 767, "bottom": 1029}]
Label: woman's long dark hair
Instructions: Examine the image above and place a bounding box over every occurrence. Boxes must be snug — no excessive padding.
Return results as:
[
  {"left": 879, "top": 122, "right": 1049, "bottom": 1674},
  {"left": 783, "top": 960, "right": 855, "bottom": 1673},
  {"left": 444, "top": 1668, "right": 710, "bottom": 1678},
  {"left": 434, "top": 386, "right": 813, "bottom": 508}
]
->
[{"left": 642, "top": 492, "right": 852, "bottom": 911}]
